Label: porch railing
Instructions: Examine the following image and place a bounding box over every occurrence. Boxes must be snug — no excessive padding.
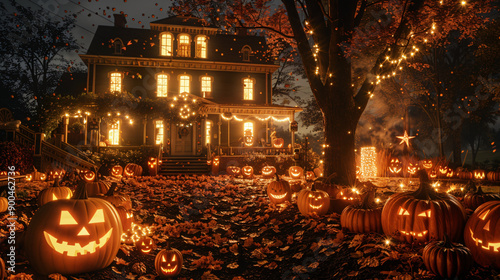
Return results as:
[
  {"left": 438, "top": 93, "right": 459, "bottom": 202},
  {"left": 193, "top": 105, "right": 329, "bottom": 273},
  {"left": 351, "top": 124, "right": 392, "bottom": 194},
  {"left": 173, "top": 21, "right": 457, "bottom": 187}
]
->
[{"left": 219, "top": 146, "right": 293, "bottom": 156}]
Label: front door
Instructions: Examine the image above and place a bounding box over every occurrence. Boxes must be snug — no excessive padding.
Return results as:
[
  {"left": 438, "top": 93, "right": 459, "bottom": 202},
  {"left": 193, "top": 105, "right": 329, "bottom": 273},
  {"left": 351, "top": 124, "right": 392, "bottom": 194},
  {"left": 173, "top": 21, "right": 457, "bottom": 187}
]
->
[{"left": 171, "top": 124, "right": 194, "bottom": 155}]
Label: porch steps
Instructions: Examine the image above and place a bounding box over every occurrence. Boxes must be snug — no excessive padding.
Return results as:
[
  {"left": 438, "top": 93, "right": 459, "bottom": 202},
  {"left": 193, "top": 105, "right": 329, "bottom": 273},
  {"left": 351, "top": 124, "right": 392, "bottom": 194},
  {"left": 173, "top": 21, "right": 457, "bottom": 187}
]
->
[{"left": 159, "top": 156, "right": 210, "bottom": 175}]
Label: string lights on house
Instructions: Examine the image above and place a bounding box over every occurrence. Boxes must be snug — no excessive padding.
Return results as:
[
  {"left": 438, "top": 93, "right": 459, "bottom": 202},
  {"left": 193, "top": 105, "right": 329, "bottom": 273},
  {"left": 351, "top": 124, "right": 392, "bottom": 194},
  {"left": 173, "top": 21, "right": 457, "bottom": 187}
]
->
[
  {"left": 222, "top": 115, "right": 290, "bottom": 122},
  {"left": 360, "top": 147, "right": 377, "bottom": 177}
]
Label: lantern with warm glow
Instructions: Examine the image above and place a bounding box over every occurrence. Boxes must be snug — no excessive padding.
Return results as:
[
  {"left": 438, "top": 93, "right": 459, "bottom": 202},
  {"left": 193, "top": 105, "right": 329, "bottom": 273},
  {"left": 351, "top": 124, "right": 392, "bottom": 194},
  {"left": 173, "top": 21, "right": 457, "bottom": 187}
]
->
[
  {"left": 261, "top": 166, "right": 276, "bottom": 179},
  {"left": 211, "top": 156, "right": 220, "bottom": 175},
  {"left": 226, "top": 166, "right": 241, "bottom": 177},
  {"left": 266, "top": 174, "right": 291, "bottom": 204},
  {"left": 421, "top": 160, "right": 433, "bottom": 169},
  {"left": 288, "top": 166, "right": 304, "bottom": 179},
  {"left": 272, "top": 137, "right": 284, "bottom": 148},
  {"left": 110, "top": 165, "right": 123, "bottom": 177},
  {"left": 148, "top": 157, "right": 158, "bottom": 176},
  {"left": 241, "top": 166, "right": 254, "bottom": 179},
  {"left": 124, "top": 163, "right": 143, "bottom": 177},
  {"left": 155, "top": 244, "right": 183, "bottom": 278},
  {"left": 80, "top": 169, "right": 96, "bottom": 182}
]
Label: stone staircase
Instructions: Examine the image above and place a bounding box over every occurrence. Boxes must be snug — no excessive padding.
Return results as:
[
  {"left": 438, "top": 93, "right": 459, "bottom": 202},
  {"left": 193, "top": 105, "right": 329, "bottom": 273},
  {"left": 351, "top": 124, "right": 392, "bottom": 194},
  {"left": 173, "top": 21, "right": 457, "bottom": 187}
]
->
[{"left": 159, "top": 155, "right": 210, "bottom": 175}]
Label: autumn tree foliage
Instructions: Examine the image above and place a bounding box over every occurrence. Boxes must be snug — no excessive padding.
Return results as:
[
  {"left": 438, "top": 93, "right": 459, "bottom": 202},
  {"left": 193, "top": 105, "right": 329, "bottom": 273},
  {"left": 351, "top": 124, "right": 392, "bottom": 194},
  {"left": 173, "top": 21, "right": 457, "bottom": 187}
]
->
[{"left": 171, "top": 0, "right": 494, "bottom": 185}]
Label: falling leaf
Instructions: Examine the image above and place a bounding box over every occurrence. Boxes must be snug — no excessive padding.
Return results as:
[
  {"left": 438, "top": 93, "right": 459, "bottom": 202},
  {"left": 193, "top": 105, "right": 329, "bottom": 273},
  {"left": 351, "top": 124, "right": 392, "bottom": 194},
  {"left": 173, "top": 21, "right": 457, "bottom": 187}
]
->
[
  {"left": 227, "top": 262, "right": 239, "bottom": 269},
  {"left": 292, "top": 252, "right": 303, "bottom": 259}
]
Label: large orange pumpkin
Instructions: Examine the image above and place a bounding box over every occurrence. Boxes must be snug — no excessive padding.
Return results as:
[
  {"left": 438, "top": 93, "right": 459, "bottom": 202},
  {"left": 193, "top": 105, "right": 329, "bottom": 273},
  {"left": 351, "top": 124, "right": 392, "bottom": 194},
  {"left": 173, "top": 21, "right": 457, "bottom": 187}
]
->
[
  {"left": 24, "top": 181, "right": 123, "bottom": 275},
  {"left": 463, "top": 186, "right": 500, "bottom": 211},
  {"left": 104, "top": 182, "right": 132, "bottom": 210},
  {"left": 37, "top": 179, "right": 73, "bottom": 206},
  {"left": 0, "top": 197, "right": 7, "bottom": 213},
  {"left": 81, "top": 173, "right": 111, "bottom": 197},
  {"left": 124, "top": 163, "right": 143, "bottom": 177},
  {"left": 297, "top": 184, "right": 330, "bottom": 217},
  {"left": 381, "top": 171, "right": 466, "bottom": 244},
  {"left": 463, "top": 200, "right": 500, "bottom": 268},
  {"left": 341, "top": 191, "right": 382, "bottom": 233},
  {"left": 423, "top": 235, "right": 473, "bottom": 279},
  {"left": 266, "top": 174, "right": 291, "bottom": 204}
]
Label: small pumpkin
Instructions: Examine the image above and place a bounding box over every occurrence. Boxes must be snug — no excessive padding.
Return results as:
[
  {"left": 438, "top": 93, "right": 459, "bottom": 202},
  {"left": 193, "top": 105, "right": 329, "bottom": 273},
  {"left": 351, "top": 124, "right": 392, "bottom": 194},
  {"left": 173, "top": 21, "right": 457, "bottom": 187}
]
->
[
  {"left": 272, "top": 137, "right": 284, "bottom": 148},
  {"left": 47, "top": 168, "right": 65, "bottom": 181},
  {"left": 486, "top": 171, "right": 500, "bottom": 181},
  {"left": 288, "top": 166, "right": 303, "bottom": 179},
  {"left": 305, "top": 171, "right": 315, "bottom": 181},
  {"left": 241, "top": 165, "right": 254, "bottom": 179},
  {"left": 297, "top": 184, "right": 330, "bottom": 217},
  {"left": 463, "top": 186, "right": 500, "bottom": 211},
  {"left": 148, "top": 157, "right": 158, "bottom": 176},
  {"left": 28, "top": 168, "right": 47, "bottom": 181},
  {"left": 80, "top": 169, "right": 96, "bottom": 182},
  {"left": 341, "top": 191, "right": 382, "bottom": 233},
  {"left": 463, "top": 200, "right": 500, "bottom": 268},
  {"left": 422, "top": 235, "right": 473, "bottom": 279},
  {"left": 407, "top": 163, "right": 419, "bottom": 176},
  {"left": 110, "top": 165, "right": 123, "bottom": 177},
  {"left": 0, "top": 197, "right": 8, "bottom": 213},
  {"left": 115, "top": 206, "right": 133, "bottom": 231},
  {"left": 313, "top": 174, "right": 341, "bottom": 199},
  {"left": 104, "top": 181, "right": 132, "bottom": 210},
  {"left": 124, "top": 163, "right": 143, "bottom": 177},
  {"left": 37, "top": 179, "right": 73, "bottom": 206},
  {"left": 421, "top": 159, "right": 433, "bottom": 169},
  {"left": 266, "top": 174, "right": 291, "bottom": 204},
  {"left": 82, "top": 174, "right": 111, "bottom": 197},
  {"left": 136, "top": 236, "right": 154, "bottom": 255},
  {"left": 261, "top": 165, "right": 276, "bottom": 179},
  {"left": 388, "top": 158, "right": 402, "bottom": 175},
  {"left": 155, "top": 243, "right": 183, "bottom": 278},
  {"left": 24, "top": 181, "right": 123, "bottom": 275},
  {"left": 473, "top": 169, "right": 486, "bottom": 180},
  {"left": 226, "top": 166, "right": 241, "bottom": 177},
  {"left": 211, "top": 156, "right": 220, "bottom": 175}
]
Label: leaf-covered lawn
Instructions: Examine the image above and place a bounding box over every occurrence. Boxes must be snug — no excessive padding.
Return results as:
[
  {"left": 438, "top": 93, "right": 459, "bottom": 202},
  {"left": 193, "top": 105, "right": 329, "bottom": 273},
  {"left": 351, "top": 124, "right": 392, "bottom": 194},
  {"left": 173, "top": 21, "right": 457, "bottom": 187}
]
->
[{"left": 1, "top": 175, "right": 498, "bottom": 279}]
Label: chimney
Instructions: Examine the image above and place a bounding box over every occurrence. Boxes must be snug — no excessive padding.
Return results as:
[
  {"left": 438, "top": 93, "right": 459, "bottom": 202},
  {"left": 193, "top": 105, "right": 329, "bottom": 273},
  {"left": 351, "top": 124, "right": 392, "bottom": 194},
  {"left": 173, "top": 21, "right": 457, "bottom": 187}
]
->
[{"left": 113, "top": 14, "right": 127, "bottom": 28}]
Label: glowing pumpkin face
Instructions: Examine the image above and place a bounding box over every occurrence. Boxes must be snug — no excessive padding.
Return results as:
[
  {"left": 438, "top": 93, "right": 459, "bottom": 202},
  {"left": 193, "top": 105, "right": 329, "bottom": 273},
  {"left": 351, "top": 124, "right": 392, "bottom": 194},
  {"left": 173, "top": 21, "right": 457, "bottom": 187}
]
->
[
  {"left": 438, "top": 166, "right": 448, "bottom": 175},
  {"left": 136, "top": 236, "right": 154, "bottom": 255},
  {"left": 110, "top": 165, "right": 123, "bottom": 177},
  {"left": 244, "top": 135, "right": 254, "bottom": 146},
  {"left": 473, "top": 170, "right": 486, "bottom": 180},
  {"left": 464, "top": 200, "right": 500, "bottom": 268},
  {"left": 241, "top": 166, "right": 254, "bottom": 179},
  {"left": 80, "top": 170, "right": 96, "bottom": 182},
  {"left": 428, "top": 169, "right": 437, "bottom": 179},
  {"left": 421, "top": 160, "right": 433, "bottom": 169},
  {"left": 446, "top": 168, "right": 454, "bottom": 178},
  {"left": 297, "top": 187, "right": 330, "bottom": 217},
  {"left": 48, "top": 169, "right": 65, "bottom": 181},
  {"left": 261, "top": 166, "right": 276, "bottom": 179},
  {"left": 266, "top": 174, "right": 291, "bottom": 204},
  {"left": 388, "top": 158, "right": 402, "bottom": 174},
  {"left": 407, "top": 163, "right": 419, "bottom": 175},
  {"left": 212, "top": 157, "right": 220, "bottom": 166},
  {"left": 37, "top": 180, "right": 73, "bottom": 206},
  {"left": 155, "top": 246, "right": 183, "bottom": 277},
  {"left": 272, "top": 137, "right": 284, "bottom": 148},
  {"left": 211, "top": 156, "right": 220, "bottom": 175},
  {"left": 148, "top": 158, "right": 158, "bottom": 176},
  {"left": 226, "top": 166, "right": 240, "bottom": 177},
  {"left": 0, "top": 171, "right": 6, "bottom": 176},
  {"left": 124, "top": 163, "right": 143, "bottom": 177},
  {"left": 305, "top": 171, "right": 315, "bottom": 181},
  {"left": 24, "top": 184, "right": 122, "bottom": 275},
  {"left": 288, "top": 166, "right": 303, "bottom": 179},
  {"left": 26, "top": 174, "right": 33, "bottom": 182}
]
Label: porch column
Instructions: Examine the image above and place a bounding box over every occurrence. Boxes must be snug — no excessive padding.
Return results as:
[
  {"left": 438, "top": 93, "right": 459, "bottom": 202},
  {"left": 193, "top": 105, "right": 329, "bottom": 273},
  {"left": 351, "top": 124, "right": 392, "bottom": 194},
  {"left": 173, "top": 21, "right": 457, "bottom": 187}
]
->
[
  {"left": 227, "top": 119, "right": 231, "bottom": 151},
  {"left": 290, "top": 114, "right": 295, "bottom": 151},
  {"left": 84, "top": 115, "right": 88, "bottom": 145},
  {"left": 63, "top": 116, "right": 69, "bottom": 143},
  {"left": 218, "top": 115, "right": 221, "bottom": 149},
  {"left": 142, "top": 116, "right": 147, "bottom": 145}
]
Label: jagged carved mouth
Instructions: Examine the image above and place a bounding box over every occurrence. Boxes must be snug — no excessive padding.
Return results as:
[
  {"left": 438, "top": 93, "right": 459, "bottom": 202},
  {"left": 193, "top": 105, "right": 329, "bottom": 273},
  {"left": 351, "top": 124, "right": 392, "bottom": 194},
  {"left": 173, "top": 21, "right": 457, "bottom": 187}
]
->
[
  {"left": 43, "top": 229, "right": 113, "bottom": 256},
  {"left": 161, "top": 265, "right": 178, "bottom": 274},
  {"left": 400, "top": 230, "right": 428, "bottom": 238},
  {"left": 270, "top": 193, "right": 287, "bottom": 200},
  {"left": 469, "top": 228, "right": 500, "bottom": 252},
  {"left": 309, "top": 204, "right": 323, "bottom": 210}
]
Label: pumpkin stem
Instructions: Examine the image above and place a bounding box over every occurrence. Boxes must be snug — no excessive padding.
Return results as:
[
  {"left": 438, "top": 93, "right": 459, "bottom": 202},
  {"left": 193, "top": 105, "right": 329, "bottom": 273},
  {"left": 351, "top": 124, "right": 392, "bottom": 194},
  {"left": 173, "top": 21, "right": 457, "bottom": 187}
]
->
[
  {"left": 441, "top": 234, "right": 454, "bottom": 248},
  {"left": 107, "top": 182, "right": 118, "bottom": 196},
  {"left": 52, "top": 178, "right": 60, "bottom": 188},
  {"left": 72, "top": 180, "right": 89, "bottom": 199},
  {"left": 411, "top": 170, "right": 441, "bottom": 200},
  {"left": 274, "top": 173, "right": 280, "bottom": 182},
  {"left": 360, "top": 191, "right": 376, "bottom": 209}
]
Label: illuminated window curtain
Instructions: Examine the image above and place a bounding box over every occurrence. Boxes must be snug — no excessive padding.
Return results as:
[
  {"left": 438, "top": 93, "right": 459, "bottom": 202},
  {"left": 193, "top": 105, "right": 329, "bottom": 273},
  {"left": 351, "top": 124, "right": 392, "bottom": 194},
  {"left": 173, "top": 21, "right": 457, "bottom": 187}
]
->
[
  {"left": 178, "top": 34, "right": 190, "bottom": 57},
  {"left": 242, "top": 46, "right": 250, "bottom": 61},
  {"left": 160, "top": 33, "right": 172, "bottom": 56},
  {"left": 155, "top": 120, "right": 164, "bottom": 144},
  {"left": 201, "top": 76, "right": 212, "bottom": 98},
  {"left": 243, "top": 78, "right": 254, "bottom": 100},
  {"left": 157, "top": 74, "right": 168, "bottom": 97},
  {"left": 243, "top": 122, "right": 254, "bottom": 136},
  {"left": 108, "top": 120, "right": 120, "bottom": 145},
  {"left": 180, "top": 75, "right": 190, "bottom": 93},
  {"left": 110, "top": 72, "right": 122, "bottom": 93},
  {"left": 205, "top": 121, "right": 212, "bottom": 144},
  {"left": 196, "top": 36, "right": 207, "bottom": 58}
]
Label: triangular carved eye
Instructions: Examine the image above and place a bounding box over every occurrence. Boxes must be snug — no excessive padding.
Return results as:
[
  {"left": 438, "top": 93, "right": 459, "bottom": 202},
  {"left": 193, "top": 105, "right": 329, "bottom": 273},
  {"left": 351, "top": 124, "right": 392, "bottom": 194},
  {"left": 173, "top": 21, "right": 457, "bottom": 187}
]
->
[
  {"left": 52, "top": 193, "right": 58, "bottom": 201},
  {"left": 479, "top": 209, "right": 490, "bottom": 220},
  {"left": 483, "top": 220, "right": 490, "bottom": 231},
  {"left": 60, "top": 210, "right": 78, "bottom": 225},
  {"left": 398, "top": 207, "right": 410, "bottom": 216},
  {"left": 172, "top": 254, "right": 176, "bottom": 261},
  {"left": 418, "top": 210, "right": 432, "bottom": 218},
  {"left": 89, "top": 209, "right": 105, "bottom": 224},
  {"left": 162, "top": 255, "right": 166, "bottom": 262}
]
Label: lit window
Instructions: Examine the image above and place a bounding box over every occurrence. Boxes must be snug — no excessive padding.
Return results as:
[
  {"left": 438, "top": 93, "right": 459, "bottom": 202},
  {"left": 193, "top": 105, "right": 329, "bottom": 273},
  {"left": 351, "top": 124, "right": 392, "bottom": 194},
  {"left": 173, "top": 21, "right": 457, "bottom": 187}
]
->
[
  {"left": 114, "top": 39, "right": 123, "bottom": 54},
  {"left": 179, "top": 75, "right": 190, "bottom": 93},
  {"left": 178, "top": 34, "right": 190, "bottom": 57},
  {"left": 242, "top": 46, "right": 251, "bottom": 61},
  {"left": 243, "top": 78, "right": 254, "bottom": 100},
  {"left": 155, "top": 120, "right": 164, "bottom": 144},
  {"left": 160, "top": 33, "right": 173, "bottom": 56},
  {"left": 110, "top": 72, "right": 122, "bottom": 93},
  {"left": 205, "top": 121, "right": 212, "bottom": 144},
  {"left": 196, "top": 35, "right": 207, "bottom": 58},
  {"left": 244, "top": 122, "right": 254, "bottom": 137},
  {"left": 108, "top": 120, "right": 120, "bottom": 145},
  {"left": 157, "top": 74, "right": 168, "bottom": 97},
  {"left": 201, "top": 76, "right": 212, "bottom": 98}
]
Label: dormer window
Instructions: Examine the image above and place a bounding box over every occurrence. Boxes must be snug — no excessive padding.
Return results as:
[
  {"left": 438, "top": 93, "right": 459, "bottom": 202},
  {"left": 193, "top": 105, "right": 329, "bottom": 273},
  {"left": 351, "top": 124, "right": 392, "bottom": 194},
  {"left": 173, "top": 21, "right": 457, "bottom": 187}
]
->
[
  {"left": 178, "top": 34, "right": 191, "bottom": 57},
  {"left": 110, "top": 72, "right": 122, "bottom": 93},
  {"left": 160, "top": 33, "right": 173, "bottom": 56},
  {"left": 195, "top": 35, "right": 207, "bottom": 58},
  {"left": 242, "top": 46, "right": 251, "bottom": 61},
  {"left": 113, "top": 38, "right": 123, "bottom": 54}
]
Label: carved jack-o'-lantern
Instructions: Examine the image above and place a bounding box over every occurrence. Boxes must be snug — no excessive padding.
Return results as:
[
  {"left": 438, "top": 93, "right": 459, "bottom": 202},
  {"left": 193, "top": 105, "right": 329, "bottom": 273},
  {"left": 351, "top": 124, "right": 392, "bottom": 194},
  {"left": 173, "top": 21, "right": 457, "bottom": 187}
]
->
[
  {"left": 446, "top": 168, "right": 455, "bottom": 178},
  {"left": 288, "top": 166, "right": 304, "bottom": 179},
  {"left": 261, "top": 166, "right": 276, "bottom": 179},
  {"left": 80, "top": 170, "right": 96, "bottom": 182},
  {"left": 305, "top": 171, "right": 315, "bottom": 181},
  {"left": 226, "top": 166, "right": 241, "bottom": 177},
  {"left": 428, "top": 169, "right": 438, "bottom": 179},
  {"left": 464, "top": 200, "right": 500, "bottom": 268},
  {"left": 47, "top": 169, "right": 65, "bottom": 181},
  {"left": 388, "top": 158, "right": 402, "bottom": 175},
  {"left": 211, "top": 156, "right": 220, "bottom": 175},
  {"left": 124, "top": 163, "right": 143, "bottom": 177},
  {"left": 155, "top": 244, "right": 183, "bottom": 278},
  {"left": 110, "top": 165, "right": 123, "bottom": 177},
  {"left": 241, "top": 166, "right": 254, "bottom": 179},
  {"left": 438, "top": 166, "right": 449, "bottom": 176},
  {"left": 297, "top": 185, "right": 330, "bottom": 217},
  {"left": 407, "top": 163, "right": 419, "bottom": 176},
  {"left": 136, "top": 236, "right": 154, "bottom": 255},
  {"left": 473, "top": 169, "right": 486, "bottom": 180},
  {"left": 24, "top": 182, "right": 123, "bottom": 275},
  {"left": 381, "top": 171, "right": 466, "bottom": 244},
  {"left": 37, "top": 179, "right": 73, "bottom": 206},
  {"left": 421, "top": 159, "right": 433, "bottom": 169},
  {"left": 27, "top": 168, "right": 47, "bottom": 182},
  {"left": 272, "top": 137, "right": 284, "bottom": 148},
  {"left": 114, "top": 206, "right": 133, "bottom": 232},
  {"left": 148, "top": 157, "right": 158, "bottom": 176},
  {"left": 266, "top": 174, "right": 291, "bottom": 204}
]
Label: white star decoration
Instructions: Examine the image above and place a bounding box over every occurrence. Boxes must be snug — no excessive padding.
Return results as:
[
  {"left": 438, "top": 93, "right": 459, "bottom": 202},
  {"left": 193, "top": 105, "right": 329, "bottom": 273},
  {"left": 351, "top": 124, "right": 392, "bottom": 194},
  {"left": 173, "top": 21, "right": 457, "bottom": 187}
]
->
[{"left": 396, "top": 130, "right": 415, "bottom": 147}]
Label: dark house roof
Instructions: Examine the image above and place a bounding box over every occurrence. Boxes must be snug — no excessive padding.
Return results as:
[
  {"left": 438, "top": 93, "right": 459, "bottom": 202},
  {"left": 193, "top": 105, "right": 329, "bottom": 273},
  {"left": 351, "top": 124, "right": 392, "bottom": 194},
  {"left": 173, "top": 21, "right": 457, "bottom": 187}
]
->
[{"left": 150, "top": 16, "right": 216, "bottom": 28}]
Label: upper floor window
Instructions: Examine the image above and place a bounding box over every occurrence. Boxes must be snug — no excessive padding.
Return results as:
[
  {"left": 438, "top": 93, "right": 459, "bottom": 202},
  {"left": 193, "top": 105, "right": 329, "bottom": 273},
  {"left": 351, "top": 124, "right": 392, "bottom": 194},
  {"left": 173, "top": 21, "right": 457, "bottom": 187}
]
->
[
  {"left": 160, "top": 33, "right": 173, "bottom": 56},
  {"left": 201, "top": 76, "right": 212, "bottom": 98},
  {"left": 179, "top": 75, "right": 190, "bottom": 93},
  {"left": 205, "top": 120, "right": 212, "bottom": 145},
  {"left": 108, "top": 120, "right": 120, "bottom": 145},
  {"left": 242, "top": 46, "right": 251, "bottom": 61},
  {"left": 110, "top": 72, "right": 122, "bottom": 93},
  {"left": 195, "top": 35, "right": 207, "bottom": 58},
  {"left": 244, "top": 122, "right": 254, "bottom": 137},
  {"left": 114, "top": 38, "right": 123, "bottom": 54},
  {"left": 243, "top": 78, "right": 254, "bottom": 100},
  {"left": 157, "top": 74, "right": 168, "bottom": 97},
  {"left": 178, "top": 34, "right": 191, "bottom": 57},
  {"left": 155, "top": 120, "right": 164, "bottom": 145}
]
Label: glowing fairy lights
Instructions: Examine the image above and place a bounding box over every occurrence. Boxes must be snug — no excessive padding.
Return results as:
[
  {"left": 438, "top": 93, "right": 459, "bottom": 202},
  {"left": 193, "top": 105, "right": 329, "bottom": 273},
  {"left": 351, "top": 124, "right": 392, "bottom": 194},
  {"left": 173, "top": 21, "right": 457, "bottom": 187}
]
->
[
  {"left": 222, "top": 115, "right": 290, "bottom": 122},
  {"left": 360, "top": 147, "right": 377, "bottom": 177}
]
